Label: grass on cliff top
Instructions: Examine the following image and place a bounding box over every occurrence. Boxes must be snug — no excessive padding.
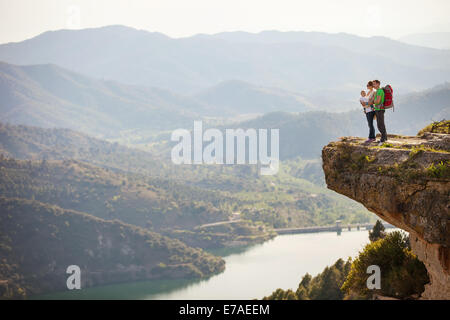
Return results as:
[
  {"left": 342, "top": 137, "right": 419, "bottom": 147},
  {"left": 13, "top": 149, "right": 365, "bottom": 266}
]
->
[
  {"left": 333, "top": 120, "right": 450, "bottom": 181},
  {"left": 373, "top": 143, "right": 449, "bottom": 154},
  {"left": 372, "top": 142, "right": 405, "bottom": 150},
  {"left": 418, "top": 120, "right": 449, "bottom": 135},
  {"left": 335, "top": 142, "right": 450, "bottom": 181}
]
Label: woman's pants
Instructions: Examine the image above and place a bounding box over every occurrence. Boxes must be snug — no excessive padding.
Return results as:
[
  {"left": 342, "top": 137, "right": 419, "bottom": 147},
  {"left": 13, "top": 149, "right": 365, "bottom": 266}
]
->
[{"left": 366, "top": 111, "right": 376, "bottom": 139}]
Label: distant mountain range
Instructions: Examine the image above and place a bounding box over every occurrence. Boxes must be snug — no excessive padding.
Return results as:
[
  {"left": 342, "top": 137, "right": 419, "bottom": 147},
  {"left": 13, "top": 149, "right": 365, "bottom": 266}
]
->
[
  {"left": 0, "top": 61, "right": 321, "bottom": 137},
  {"left": 1, "top": 60, "right": 448, "bottom": 142},
  {"left": 194, "top": 80, "right": 316, "bottom": 114},
  {"left": 3, "top": 25, "right": 448, "bottom": 299},
  {"left": 390, "top": 82, "right": 450, "bottom": 134},
  {"left": 221, "top": 83, "right": 450, "bottom": 159},
  {"left": 0, "top": 26, "right": 448, "bottom": 157},
  {"left": 399, "top": 32, "right": 450, "bottom": 50},
  {"left": 0, "top": 61, "right": 206, "bottom": 136},
  {"left": 0, "top": 25, "right": 449, "bottom": 106}
]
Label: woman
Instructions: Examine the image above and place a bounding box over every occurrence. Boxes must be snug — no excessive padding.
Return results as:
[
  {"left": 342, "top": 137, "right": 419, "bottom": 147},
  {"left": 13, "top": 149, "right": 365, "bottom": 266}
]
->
[{"left": 361, "top": 81, "right": 376, "bottom": 143}]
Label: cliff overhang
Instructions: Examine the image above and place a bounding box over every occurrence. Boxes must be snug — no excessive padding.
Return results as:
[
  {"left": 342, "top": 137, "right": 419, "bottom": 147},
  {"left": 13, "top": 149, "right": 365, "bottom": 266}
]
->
[{"left": 322, "top": 132, "right": 449, "bottom": 299}]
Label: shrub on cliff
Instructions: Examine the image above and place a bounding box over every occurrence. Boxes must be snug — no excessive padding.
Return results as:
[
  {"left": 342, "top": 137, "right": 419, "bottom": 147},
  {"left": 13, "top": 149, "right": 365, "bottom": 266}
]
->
[
  {"left": 341, "top": 231, "right": 429, "bottom": 299},
  {"left": 418, "top": 120, "right": 449, "bottom": 135},
  {"left": 426, "top": 160, "right": 450, "bottom": 179}
]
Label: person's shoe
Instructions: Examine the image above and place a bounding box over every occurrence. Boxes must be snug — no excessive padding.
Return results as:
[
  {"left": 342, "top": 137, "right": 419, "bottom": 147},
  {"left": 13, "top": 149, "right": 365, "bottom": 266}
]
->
[
  {"left": 377, "top": 140, "right": 387, "bottom": 146},
  {"left": 364, "top": 138, "right": 376, "bottom": 144}
]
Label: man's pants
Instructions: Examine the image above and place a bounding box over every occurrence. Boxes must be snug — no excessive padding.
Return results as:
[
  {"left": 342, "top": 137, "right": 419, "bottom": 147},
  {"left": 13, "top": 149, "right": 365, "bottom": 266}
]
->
[
  {"left": 375, "top": 110, "right": 387, "bottom": 142},
  {"left": 366, "top": 111, "right": 376, "bottom": 139}
]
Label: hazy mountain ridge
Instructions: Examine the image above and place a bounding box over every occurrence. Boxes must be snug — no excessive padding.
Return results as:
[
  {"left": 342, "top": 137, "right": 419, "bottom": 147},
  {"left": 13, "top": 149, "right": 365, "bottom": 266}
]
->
[
  {"left": 2, "top": 54, "right": 448, "bottom": 162},
  {"left": 0, "top": 25, "right": 448, "bottom": 100},
  {"left": 2, "top": 60, "right": 448, "bottom": 148},
  {"left": 0, "top": 61, "right": 205, "bottom": 136},
  {"left": 1, "top": 23, "right": 448, "bottom": 301},
  {"left": 191, "top": 30, "right": 450, "bottom": 69},
  {"left": 194, "top": 79, "right": 317, "bottom": 115},
  {"left": 391, "top": 82, "right": 450, "bottom": 134},
  {"left": 399, "top": 32, "right": 450, "bottom": 50},
  {"left": 222, "top": 82, "right": 450, "bottom": 159},
  {"left": 1, "top": 61, "right": 321, "bottom": 137}
]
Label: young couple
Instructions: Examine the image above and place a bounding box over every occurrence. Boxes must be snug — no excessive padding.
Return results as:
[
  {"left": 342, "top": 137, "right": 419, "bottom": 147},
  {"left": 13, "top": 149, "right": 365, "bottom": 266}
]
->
[{"left": 360, "top": 80, "right": 388, "bottom": 145}]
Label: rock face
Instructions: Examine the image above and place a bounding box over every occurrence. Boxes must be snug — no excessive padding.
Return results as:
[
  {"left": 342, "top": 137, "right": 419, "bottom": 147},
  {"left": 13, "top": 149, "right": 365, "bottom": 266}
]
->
[{"left": 322, "top": 132, "right": 449, "bottom": 299}]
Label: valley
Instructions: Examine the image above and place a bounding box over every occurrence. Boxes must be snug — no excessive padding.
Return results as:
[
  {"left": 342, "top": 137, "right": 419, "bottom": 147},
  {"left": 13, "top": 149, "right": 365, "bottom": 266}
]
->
[{"left": 0, "top": 25, "right": 448, "bottom": 300}]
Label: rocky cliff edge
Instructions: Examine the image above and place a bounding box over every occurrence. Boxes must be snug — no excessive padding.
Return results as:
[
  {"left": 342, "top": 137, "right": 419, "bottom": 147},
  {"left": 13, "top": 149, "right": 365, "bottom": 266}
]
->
[{"left": 322, "top": 129, "right": 449, "bottom": 299}]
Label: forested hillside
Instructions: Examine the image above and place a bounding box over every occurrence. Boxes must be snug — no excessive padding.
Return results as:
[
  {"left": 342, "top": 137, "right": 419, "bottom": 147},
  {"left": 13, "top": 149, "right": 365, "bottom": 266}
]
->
[
  {"left": 0, "top": 156, "right": 229, "bottom": 230},
  {"left": 0, "top": 124, "right": 374, "bottom": 229},
  {"left": 0, "top": 197, "right": 224, "bottom": 299}
]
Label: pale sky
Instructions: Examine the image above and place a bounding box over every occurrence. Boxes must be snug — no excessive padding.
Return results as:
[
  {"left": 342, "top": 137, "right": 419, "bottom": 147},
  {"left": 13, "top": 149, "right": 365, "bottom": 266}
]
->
[{"left": 1, "top": 0, "right": 450, "bottom": 44}]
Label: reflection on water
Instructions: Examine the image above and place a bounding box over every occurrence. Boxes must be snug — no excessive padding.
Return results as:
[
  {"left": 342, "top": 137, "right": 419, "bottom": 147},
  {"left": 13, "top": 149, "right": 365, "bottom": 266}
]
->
[
  {"left": 33, "top": 277, "right": 207, "bottom": 300},
  {"left": 34, "top": 230, "right": 375, "bottom": 300},
  {"left": 206, "top": 242, "right": 262, "bottom": 257}
]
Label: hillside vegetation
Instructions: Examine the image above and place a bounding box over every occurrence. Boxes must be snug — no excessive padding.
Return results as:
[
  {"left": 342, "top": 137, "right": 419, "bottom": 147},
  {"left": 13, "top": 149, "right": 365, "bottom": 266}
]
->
[
  {"left": 263, "top": 229, "right": 429, "bottom": 300},
  {"left": 0, "top": 197, "right": 224, "bottom": 299},
  {"left": 263, "top": 258, "right": 352, "bottom": 300},
  {"left": 418, "top": 120, "right": 450, "bottom": 135},
  {"left": 0, "top": 123, "right": 374, "bottom": 229},
  {"left": 0, "top": 156, "right": 229, "bottom": 230}
]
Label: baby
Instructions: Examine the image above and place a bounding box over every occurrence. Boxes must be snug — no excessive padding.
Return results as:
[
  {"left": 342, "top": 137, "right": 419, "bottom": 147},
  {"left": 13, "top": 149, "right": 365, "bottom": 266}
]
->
[{"left": 360, "top": 90, "right": 373, "bottom": 113}]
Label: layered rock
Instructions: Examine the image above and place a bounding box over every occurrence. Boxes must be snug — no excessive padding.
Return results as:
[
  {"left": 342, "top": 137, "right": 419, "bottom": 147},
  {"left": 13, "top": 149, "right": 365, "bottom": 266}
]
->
[{"left": 322, "top": 132, "right": 449, "bottom": 299}]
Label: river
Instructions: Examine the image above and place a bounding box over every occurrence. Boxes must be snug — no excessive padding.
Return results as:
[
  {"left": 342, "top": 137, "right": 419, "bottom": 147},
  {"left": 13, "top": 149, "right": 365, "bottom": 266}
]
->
[{"left": 35, "top": 230, "right": 376, "bottom": 300}]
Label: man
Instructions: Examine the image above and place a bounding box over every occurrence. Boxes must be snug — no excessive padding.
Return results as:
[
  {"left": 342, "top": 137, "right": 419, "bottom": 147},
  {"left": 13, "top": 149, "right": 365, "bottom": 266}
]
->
[{"left": 372, "top": 80, "right": 388, "bottom": 144}]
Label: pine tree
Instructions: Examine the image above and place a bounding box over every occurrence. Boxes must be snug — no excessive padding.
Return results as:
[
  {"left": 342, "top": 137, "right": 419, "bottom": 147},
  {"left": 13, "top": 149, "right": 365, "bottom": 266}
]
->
[{"left": 369, "top": 220, "right": 386, "bottom": 242}]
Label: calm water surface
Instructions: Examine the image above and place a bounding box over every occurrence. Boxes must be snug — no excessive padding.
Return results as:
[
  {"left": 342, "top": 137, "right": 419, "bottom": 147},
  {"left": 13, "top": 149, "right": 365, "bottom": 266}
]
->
[{"left": 35, "top": 230, "right": 374, "bottom": 300}]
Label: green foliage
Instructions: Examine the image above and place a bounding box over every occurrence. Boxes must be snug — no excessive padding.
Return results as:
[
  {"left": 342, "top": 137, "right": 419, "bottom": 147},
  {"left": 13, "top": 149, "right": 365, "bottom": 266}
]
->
[
  {"left": 385, "top": 154, "right": 450, "bottom": 182},
  {"left": 0, "top": 156, "right": 230, "bottom": 231},
  {"left": 426, "top": 161, "right": 450, "bottom": 178},
  {"left": 418, "top": 120, "right": 450, "bottom": 135},
  {"left": 340, "top": 146, "right": 449, "bottom": 184},
  {"left": 163, "top": 220, "right": 276, "bottom": 250},
  {"left": 0, "top": 197, "right": 225, "bottom": 299},
  {"left": 0, "top": 144, "right": 373, "bottom": 233},
  {"left": 368, "top": 220, "right": 386, "bottom": 242},
  {"left": 341, "top": 231, "right": 429, "bottom": 299},
  {"left": 263, "top": 258, "right": 352, "bottom": 300},
  {"left": 379, "top": 142, "right": 394, "bottom": 148},
  {"left": 351, "top": 154, "right": 375, "bottom": 171},
  {"left": 0, "top": 122, "right": 378, "bottom": 299},
  {"left": 335, "top": 143, "right": 375, "bottom": 173},
  {"left": 409, "top": 146, "right": 449, "bottom": 158}
]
